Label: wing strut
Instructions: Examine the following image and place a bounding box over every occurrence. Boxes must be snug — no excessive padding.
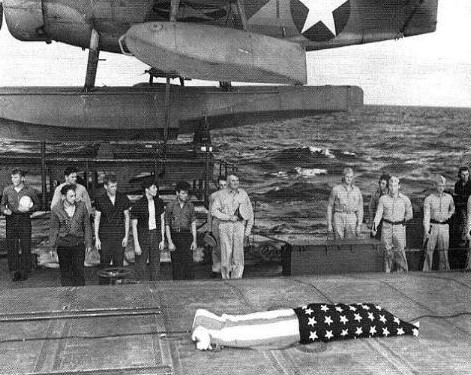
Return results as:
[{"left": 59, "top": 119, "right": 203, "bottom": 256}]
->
[{"left": 84, "top": 29, "right": 100, "bottom": 91}]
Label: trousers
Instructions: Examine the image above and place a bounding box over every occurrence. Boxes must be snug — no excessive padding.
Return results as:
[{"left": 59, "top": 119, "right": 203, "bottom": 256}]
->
[
  {"left": 6, "top": 213, "right": 32, "bottom": 279},
  {"left": 423, "top": 224, "right": 450, "bottom": 271},
  {"left": 134, "top": 229, "right": 161, "bottom": 281},
  {"left": 57, "top": 244, "right": 86, "bottom": 286},
  {"left": 99, "top": 235, "right": 125, "bottom": 268},
  {"left": 219, "top": 221, "right": 245, "bottom": 279},
  {"left": 381, "top": 222, "right": 409, "bottom": 273},
  {"left": 211, "top": 220, "right": 221, "bottom": 273},
  {"left": 170, "top": 231, "right": 194, "bottom": 280},
  {"left": 333, "top": 212, "right": 357, "bottom": 239}
]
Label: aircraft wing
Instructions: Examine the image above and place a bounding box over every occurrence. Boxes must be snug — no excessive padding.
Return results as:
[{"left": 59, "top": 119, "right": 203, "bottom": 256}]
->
[{"left": 282, "top": 0, "right": 439, "bottom": 51}]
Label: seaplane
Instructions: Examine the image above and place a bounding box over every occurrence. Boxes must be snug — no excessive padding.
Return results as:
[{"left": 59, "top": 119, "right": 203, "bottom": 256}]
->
[{"left": 0, "top": 0, "right": 438, "bottom": 141}]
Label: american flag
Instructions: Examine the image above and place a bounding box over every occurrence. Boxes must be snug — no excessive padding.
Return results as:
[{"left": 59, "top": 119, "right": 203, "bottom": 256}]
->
[{"left": 294, "top": 303, "right": 419, "bottom": 344}]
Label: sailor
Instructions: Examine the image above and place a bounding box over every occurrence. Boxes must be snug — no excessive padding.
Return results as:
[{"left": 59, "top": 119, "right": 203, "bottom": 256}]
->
[
  {"left": 423, "top": 175, "right": 455, "bottom": 271},
  {"left": 327, "top": 168, "right": 364, "bottom": 239},
  {"left": 207, "top": 177, "right": 227, "bottom": 278},
  {"left": 368, "top": 174, "right": 390, "bottom": 239},
  {"left": 165, "top": 181, "right": 197, "bottom": 280},
  {"left": 211, "top": 174, "right": 254, "bottom": 279},
  {"left": 372, "top": 176, "right": 413, "bottom": 273},
  {"left": 454, "top": 166, "right": 471, "bottom": 247},
  {"left": 1, "top": 169, "right": 40, "bottom": 281},
  {"left": 50, "top": 166, "right": 92, "bottom": 214}
]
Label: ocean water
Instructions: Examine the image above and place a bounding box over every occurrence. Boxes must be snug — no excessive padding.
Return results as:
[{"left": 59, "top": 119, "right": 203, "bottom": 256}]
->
[
  {"left": 205, "top": 105, "right": 471, "bottom": 235},
  {"left": 1, "top": 105, "right": 470, "bottom": 238}
]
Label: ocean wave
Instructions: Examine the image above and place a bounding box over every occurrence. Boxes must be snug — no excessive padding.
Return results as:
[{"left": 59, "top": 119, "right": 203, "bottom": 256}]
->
[{"left": 293, "top": 167, "right": 328, "bottom": 177}]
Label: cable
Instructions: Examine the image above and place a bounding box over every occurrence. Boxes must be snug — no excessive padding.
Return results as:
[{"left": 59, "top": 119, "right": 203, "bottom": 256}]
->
[{"left": 409, "top": 311, "right": 471, "bottom": 322}]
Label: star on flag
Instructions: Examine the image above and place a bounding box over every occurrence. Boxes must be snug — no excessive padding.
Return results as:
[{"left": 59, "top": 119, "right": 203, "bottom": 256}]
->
[{"left": 294, "top": 303, "right": 419, "bottom": 344}]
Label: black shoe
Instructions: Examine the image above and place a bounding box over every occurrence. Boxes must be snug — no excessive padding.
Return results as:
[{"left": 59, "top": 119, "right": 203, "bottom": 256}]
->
[
  {"left": 19, "top": 272, "right": 29, "bottom": 281},
  {"left": 11, "top": 271, "right": 21, "bottom": 281},
  {"left": 210, "top": 272, "right": 218, "bottom": 279}
]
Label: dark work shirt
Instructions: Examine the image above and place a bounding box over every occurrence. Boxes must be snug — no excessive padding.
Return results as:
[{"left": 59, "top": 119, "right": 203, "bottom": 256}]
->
[
  {"left": 95, "top": 191, "right": 131, "bottom": 237},
  {"left": 165, "top": 200, "right": 196, "bottom": 231},
  {"left": 1, "top": 184, "right": 39, "bottom": 214},
  {"left": 454, "top": 180, "right": 471, "bottom": 207},
  {"left": 131, "top": 196, "right": 165, "bottom": 234},
  {"left": 49, "top": 201, "right": 92, "bottom": 248}
]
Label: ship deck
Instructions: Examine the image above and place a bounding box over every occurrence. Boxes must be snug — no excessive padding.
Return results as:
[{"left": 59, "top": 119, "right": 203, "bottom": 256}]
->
[{"left": 1, "top": 271, "right": 470, "bottom": 374}]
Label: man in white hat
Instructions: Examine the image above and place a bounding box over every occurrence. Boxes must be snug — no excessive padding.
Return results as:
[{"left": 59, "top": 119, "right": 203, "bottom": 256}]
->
[
  {"left": 211, "top": 174, "right": 253, "bottom": 279},
  {"left": 423, "top": 175, "right": 455, "bottom": 271},
  {"left": 372, "top": 176, "right": 413, "bottom": 273},
  {"left": 1, "top": 169, "right": 39, "bottom": 281}
]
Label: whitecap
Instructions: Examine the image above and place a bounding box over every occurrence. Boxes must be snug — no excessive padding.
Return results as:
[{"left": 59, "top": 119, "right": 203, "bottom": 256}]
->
[
  {"left": 308, "top": 146, "right": 335, "bottom": 158},
  {"left": 294, "top": 167, "right": 328, "bottom": 177}
]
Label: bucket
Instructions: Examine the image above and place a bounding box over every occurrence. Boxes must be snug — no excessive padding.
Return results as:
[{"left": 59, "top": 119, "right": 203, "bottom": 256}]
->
[{"left": 98, "top": 267, "right": 131, "bottom": 285}]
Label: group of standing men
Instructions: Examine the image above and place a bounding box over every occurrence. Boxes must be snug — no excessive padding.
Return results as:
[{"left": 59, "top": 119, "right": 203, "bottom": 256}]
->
[{"left": 327, "top": 167, "right": 470, "bottom": 273}]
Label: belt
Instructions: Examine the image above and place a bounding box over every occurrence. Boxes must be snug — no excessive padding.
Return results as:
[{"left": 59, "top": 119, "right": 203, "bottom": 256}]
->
[
  {"left": 383, "top": 218, "right": 405, "bottom": 226},
  {"left": 431, "top": 219, "right": 448, "bottom": 225},
  {"left": 334, "top": 209, "right": 357, "bottom": 214},
  {"left": 171, "top": 228, "right": 191, "bottom": 233}
]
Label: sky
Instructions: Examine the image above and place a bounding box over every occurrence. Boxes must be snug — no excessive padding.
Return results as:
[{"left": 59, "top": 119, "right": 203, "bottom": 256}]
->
[{"left": 0, "top": 0, "right": 470, "bottom": 107}]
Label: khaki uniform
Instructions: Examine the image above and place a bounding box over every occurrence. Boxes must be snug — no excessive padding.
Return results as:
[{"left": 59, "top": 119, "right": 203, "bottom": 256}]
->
[
  {"left": 423, "top": 193, "right": 454, "bottom": 271},
  {"left": 374, "top": 193, "right": 413, "bottom": 273},
  {"left": 211, "top": 188, "right": 254, "bottom": 279},
  {"left": 208, "top": 191, "right": 222, "bottom": 273},
  {"left": 327, "top": 184, "right": 363, "bottom": 239}
]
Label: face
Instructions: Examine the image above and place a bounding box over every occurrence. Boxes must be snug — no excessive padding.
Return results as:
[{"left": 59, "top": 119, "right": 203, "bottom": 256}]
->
[
  {"left": 389, "top": 180, "right": 400, "bottom": 195},
  {"left": 344, "top": 172, "right": 354, "bottom": 186},
  {"left": 64, "top": 189, "right": 76, "bottom": 205},
  {"left": 459, "top": 170, "right": 469, "bottom": 182},
  {"left": 227, "top": 175, "right": 239, "bottom": 190},
  {"left": 176, "top": 190, "right": 189, "bottom": 202},
  {"left": 11, "top": 173, "right": 24, "bottom": 187},
  {"left": 379, "top": 179, "right": 388, "bottom": 192},
  {"left": 436, "top": 181, "right": 445, "bottom": 194},
  {"left": 146, "top": 185, "right": 158, "bottom": 197},
  {"left": 105, "top": 181, "right": 118, "bottom": 196},
  {"left": 65, "top": 172, "right": 78, "bottom": 184},
  {"left": 218, "top": 180, "right": 227, "bottom": 190}
]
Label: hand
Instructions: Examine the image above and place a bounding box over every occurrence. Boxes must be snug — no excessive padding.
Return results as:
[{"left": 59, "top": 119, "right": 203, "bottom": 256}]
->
[
  {"left": 95, "top": 238, "right": 101, "bottom": 250},
  {"left": 121, "top": 236, "right": 128, "bottom": 248},
  {"left": 17, "top": 206, "right": 29, "bottom": 213},
  {"left": 327, "top": 225, "right": 333, "bottom": 233},
  {"left": 230, "top": 215, "right": 238, "bottom": 222},
  {"left": 3, "top": 208, "right": 12, "bottom": 216},
  {"left": 371, "top": 229, "right": 377, "bottom": 237},
  {"left": 168, "top": 241, "right": 176, "bottom": 252},
  {"left": 158, "top": 240, "right": 165, "bottom": 251},
  {"left": 356, "top": 225, "right": 362, "bottom": 236},
  {"left": 134, "top": 243, "right": 142, "bottom": 256},
  {"left": 85, "top": 246, "right": 92, "bottom": 253},
  {"left": 190, "top": 240, "right": 197, "bottom": 251}
]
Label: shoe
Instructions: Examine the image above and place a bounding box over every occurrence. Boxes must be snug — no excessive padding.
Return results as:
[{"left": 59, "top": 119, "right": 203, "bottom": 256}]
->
[
  {"left": 19, "top": 272, "right": 29, "bottom": 281},
  {"left": 210, "top": 272, "right": 218, "bottom": 279},
  {"left": 11, "top": 271, "right": 21, "bottom": 281}
]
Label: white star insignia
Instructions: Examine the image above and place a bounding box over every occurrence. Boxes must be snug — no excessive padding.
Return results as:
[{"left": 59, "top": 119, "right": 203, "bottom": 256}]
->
[
  {"left": 375, "top": 305, "right": 382, "bottom": 311},
  {"left": 382, "top": 327, "right": 390, "bottom": 337},
  {"left": 367, "top": 312, "right": 375, "bottom": 321},
  {"left": 320, "top": 305, "right": 329, "bottom": 312},
  {"left": 335, "top": 306, "right": 344, "bottom": 313},
  {"left": 324, "top": 315, "right": 333, "bottom": 326},
  {"left": 355, "top": 327, "right": 363, "bottom": 336},
  {"left": 339, "top": 315, "right": 349, "bottom": 325},
  {"left": 302, "top": 305, "right": 308, "bottom": 310},
  {"left": 362, "top": 304, "right": 370, "bottom": 310},
  {"left": 413, "top": 328, "right": 419, "bottom": 337},
  {"left": 397, "top": 327, "right": 405, "bottom": 335},
  {"left": 308, "top": 317, "right": 317, "bottom": 326},
  {"left": 369, "top": 326, "right": 377, "bottom": 335},
  {"left": 325, "top": 330, "right": 334, "bottom": 340},
  {"left": 309, "top": 331, "right": 318, "bottom": 341},
  {"left": 340, "top": 329, "right": 349, "bottom": 337},
  {"left": 305, "top": 307, "right": 313, "bottom": 315},
  {"left": 354, "top": 313, "right": 362, "bottom": 322},
  {"left": 297, "top": 0, "right": 347, "bottom": 34},
  {"left": 379, "top": 314, "right": 387, "bottom": 324},
  {"left": 394, "top": 317, "right": 401, "bottom": 325},
  {"left": 349, "top": 305, "right": 357, "bottom": 311}
]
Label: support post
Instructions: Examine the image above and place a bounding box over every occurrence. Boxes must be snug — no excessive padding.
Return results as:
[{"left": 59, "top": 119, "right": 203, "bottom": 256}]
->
[
  {"left": 40, "top": 141, "right": 47, "bottom": 210},
  {"left": 84, "top": 29, "right": 100, "bottom": 91},
  {"left": 170, "top": 0, "right": 180, "bottom": 22}
]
